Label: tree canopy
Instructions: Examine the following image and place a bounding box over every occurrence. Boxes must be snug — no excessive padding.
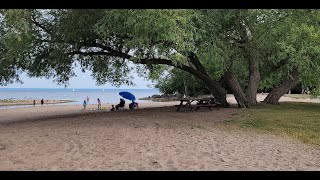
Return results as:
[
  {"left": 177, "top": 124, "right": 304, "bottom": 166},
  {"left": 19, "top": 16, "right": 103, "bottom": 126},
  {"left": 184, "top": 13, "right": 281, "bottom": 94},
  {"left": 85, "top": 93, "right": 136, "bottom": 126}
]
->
[{"left": 1, "top": 9, "right": 320, "bottom": 107}]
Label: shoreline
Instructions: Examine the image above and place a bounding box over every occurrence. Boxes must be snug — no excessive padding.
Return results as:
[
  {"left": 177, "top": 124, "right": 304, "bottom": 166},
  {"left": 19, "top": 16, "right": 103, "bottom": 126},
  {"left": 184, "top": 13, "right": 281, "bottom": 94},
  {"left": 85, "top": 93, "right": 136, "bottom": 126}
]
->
[
  {"left": 2, "top": 94, "right": 320, "bottom": 124},
  {"left": 2, "top": 93, "right": 320, "bottom": 109},
  {"left": 0, "top": 99, "right": 75, "bottom": 106}
]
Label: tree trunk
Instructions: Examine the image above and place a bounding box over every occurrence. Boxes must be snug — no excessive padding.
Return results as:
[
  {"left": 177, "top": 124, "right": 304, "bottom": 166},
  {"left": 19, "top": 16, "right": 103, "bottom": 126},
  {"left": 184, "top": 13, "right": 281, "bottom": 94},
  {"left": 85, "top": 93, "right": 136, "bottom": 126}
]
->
[
  {"left": 245, "top": 48, "right": 260, "bottom": 106},
  {"left": 182, "top": 53, "right": 229, "bottom": 107},
  {"left": 183, "top": 79, "right": 188, "bottom": 97},
  {"left": 198, "top": 75, "right": 229, "bottom": 107},
  {"left": 224, "top": 70, "right": 248, "bottom": 108},
  {"left": 263, "top": 68, "right": 299, "bottom": 104},
  {"left": 130, "top": 54, "right": 229, "bottom": 107}
]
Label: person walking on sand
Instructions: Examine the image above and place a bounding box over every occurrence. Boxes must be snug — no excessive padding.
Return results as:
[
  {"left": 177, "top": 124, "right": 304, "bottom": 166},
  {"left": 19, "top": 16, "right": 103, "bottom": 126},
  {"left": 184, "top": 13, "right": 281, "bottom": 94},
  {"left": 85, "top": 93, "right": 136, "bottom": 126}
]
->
[
  {"left": 97, "top": 98, "right": 101, "bottom": 110},
  {"left": 41, "top": 99, "right": 44, "bottom": 106},
  {"left": 83, "top": 100, "right": 87, "bottom": 110}
]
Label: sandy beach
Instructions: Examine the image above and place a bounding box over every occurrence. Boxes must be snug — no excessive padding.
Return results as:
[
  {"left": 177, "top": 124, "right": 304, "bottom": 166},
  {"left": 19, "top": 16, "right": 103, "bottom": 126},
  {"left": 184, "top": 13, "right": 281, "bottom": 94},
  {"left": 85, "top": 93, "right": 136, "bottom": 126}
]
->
[{"left": 1, "top": 94, "right": 320, "bottom": 170}]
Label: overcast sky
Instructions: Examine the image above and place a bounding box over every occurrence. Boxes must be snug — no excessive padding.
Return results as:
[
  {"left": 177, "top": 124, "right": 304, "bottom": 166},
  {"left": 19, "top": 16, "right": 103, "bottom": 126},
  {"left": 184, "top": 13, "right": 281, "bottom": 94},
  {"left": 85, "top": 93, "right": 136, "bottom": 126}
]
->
[{"left": 1, "top": 66, "right": 155, "bottom": 89}]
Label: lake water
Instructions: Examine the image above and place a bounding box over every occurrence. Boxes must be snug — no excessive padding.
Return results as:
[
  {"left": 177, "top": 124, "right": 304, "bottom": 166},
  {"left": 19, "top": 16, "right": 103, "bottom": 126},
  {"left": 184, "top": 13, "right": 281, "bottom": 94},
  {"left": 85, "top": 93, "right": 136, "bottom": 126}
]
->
[{"left": 0, "top": 88, "right": 160, "bottom": 109}]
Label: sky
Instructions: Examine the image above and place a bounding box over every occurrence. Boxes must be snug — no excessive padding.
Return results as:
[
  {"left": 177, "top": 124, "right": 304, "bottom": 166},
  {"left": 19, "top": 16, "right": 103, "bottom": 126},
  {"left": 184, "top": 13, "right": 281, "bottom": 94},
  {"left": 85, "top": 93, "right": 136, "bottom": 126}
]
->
[{"left": 2, "top": 66, "right": 155, "bottom": 89}]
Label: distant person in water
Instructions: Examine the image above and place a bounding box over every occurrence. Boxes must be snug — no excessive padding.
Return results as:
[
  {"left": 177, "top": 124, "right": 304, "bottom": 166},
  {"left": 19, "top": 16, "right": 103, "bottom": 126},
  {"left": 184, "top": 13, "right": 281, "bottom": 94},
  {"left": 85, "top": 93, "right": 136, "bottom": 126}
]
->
[
  {"left": 33, "top": 100, "right": 36, "bottom": 106},
  {"left": 41, "top": 99, "right": 44, "bottom": 106},
  {"left": 97, "top": 98, "right": 101, "bottom": 110},
  {"left": 83, "top": 100, "right": 87, "bottom": 110}
]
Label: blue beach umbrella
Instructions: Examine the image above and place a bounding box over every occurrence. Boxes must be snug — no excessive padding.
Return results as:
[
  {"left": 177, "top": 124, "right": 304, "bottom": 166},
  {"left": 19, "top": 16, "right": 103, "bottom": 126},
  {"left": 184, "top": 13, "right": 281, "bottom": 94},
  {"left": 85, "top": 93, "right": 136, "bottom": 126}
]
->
[{"left": 119, "top": 91, "right": 136, "bottom": 101}]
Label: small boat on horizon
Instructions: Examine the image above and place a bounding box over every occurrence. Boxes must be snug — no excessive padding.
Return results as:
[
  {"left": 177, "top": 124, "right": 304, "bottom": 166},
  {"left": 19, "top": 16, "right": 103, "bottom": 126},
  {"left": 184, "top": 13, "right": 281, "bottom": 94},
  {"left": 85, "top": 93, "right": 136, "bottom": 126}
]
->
[{"left": 72, "top": 89, "right": 75, "bottom": 92}]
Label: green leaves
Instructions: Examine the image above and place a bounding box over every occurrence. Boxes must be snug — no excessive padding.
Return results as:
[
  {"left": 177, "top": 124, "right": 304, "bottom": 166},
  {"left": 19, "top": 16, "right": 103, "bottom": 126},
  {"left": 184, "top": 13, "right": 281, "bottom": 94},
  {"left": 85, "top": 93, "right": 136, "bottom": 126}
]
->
[
  {"left": 1, "top": 9, "right": 320, "bottom": 98},
  {"left": 95, "top": 9, "right": 198, "bottom": 61},
  {"left": 155, "top": 68, "right": 210, "bottom": 96}
]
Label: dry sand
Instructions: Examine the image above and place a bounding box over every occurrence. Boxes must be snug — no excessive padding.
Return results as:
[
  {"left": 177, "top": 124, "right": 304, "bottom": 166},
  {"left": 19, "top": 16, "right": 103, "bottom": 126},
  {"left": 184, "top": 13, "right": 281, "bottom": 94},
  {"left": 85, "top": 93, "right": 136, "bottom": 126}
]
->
[{"left": 1, "top": 94, "right": 320, "bottom": 170}]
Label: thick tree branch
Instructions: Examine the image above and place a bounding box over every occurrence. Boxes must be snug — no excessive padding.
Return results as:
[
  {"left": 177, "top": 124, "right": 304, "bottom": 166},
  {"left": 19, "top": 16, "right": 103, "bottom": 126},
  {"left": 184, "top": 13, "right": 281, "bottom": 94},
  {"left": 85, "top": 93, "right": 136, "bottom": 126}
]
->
[
  {"left": 79, "top": 41, "right": 131, "bottom": 59},
  {"left": 68, "top": 51, "right": 109, "bottom": 56},
  {"left": 60, "top": 38, "right": 218, "bottom": 88},
  {"left": 187, "top": 52, "right": 209, "bottom": 77},
  {"left": 68, "top": 49, "right": 202, "bottom": 78},
  {"left": 263, "top": 66, "right": 299, "bottom": 104}
]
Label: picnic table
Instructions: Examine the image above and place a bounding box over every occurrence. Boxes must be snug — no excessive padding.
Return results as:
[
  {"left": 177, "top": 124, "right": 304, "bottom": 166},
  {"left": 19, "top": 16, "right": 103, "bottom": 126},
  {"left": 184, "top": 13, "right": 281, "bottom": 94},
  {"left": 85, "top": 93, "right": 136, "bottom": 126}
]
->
[{"left": 175, "top": 97, "right": 220, "bottom": 112}]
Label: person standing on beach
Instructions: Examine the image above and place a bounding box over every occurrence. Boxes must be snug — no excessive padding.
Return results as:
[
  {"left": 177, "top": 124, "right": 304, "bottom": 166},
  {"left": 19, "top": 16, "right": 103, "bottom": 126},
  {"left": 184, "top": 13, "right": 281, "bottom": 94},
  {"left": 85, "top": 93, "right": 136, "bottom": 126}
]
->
[
  {"left": 83, "top": 100, "right": 87, "bottom": 110},
  {"left": 33, "top": 100, "right": 36, "bottom": 106},
  {"left": 97, "top": 98, "right": 101, "bottom": 110},
  {"left": 41, "top": 99, "right": 44, "bottom": 106},
  {"left": 86, "top": 96, "right": 90, "bottom": 104}
]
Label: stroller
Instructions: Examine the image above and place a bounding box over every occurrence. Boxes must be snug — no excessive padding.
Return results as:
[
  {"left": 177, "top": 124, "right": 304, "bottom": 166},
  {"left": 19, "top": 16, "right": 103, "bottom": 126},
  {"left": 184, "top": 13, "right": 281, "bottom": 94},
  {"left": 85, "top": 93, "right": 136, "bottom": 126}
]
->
[{"left": 129, "top": 100, "right": 139, "bottom": 110}]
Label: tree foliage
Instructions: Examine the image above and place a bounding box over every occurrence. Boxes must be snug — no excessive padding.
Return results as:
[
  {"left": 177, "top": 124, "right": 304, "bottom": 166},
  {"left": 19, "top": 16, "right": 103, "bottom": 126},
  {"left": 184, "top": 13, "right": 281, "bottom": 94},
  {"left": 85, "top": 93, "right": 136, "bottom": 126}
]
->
[
  {"left": 155, "top": 68, "right": 210, "bottom": 97},
  {"left": 1, "top": 9, "right": 320, "bottom": 106}
]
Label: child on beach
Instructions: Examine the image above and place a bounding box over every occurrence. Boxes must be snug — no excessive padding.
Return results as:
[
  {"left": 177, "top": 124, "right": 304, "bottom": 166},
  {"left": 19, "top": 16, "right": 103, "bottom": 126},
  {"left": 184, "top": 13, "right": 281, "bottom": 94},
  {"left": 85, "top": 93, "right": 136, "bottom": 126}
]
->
[
  {"left": 111, "top": 105, "right": 115, "bottom": 111},
  {"left": 83, "top": 100, "right": 87, "bottom": 110},
  {"left": 97, "top": 98, "right": 101, "bottom": 110}
]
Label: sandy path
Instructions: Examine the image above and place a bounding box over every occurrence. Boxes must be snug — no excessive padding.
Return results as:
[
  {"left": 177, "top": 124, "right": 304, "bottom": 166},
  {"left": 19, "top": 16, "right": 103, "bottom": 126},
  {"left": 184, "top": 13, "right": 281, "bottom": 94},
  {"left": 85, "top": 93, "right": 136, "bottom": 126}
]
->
[{"left": 1, "top": 94, "right": 320, "bottom": 170}]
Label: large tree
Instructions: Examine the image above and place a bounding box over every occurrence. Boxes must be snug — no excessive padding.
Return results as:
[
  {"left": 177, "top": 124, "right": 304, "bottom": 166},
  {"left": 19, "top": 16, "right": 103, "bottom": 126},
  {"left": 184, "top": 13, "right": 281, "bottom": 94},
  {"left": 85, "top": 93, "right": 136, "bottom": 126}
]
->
[
  {"left": 1, "top": 9, "right": 320, "bottom": 108},
  {"left": 206, "top": 9, "right": 320, "bottom": 106},
  {"left": 259, "top": 10, "right": 320, "bottom": 104},
  {"left": 199, "top": 9, "right": 281, "bottom": 107},
  {"left": 0, "top": 9, "right": 231, "bottom": 107}
]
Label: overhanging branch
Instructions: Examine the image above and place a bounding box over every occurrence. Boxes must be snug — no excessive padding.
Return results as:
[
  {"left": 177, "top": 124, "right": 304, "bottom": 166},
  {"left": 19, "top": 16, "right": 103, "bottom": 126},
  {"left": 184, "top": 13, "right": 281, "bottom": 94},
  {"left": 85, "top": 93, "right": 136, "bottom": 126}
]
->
[{"left": 187, "top": 52, "right": 209, "bottom": 77}]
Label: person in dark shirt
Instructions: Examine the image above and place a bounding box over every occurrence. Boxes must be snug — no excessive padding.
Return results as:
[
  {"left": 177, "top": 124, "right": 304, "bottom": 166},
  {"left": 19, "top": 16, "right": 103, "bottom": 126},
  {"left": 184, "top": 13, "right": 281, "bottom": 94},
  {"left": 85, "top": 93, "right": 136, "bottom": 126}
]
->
[
  {"left": 41, "top": 99, "right": 44, "bottom": 106},
  {"left": 115, "top": 98, "right": 125, "bottom": 110}
]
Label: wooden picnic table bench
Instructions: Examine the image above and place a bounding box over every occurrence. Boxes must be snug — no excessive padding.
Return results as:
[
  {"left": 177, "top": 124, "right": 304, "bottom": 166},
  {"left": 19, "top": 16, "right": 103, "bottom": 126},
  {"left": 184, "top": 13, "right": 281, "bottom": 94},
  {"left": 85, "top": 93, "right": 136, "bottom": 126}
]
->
[{"left": 175, "top": 97, "right": 220, "bottom": 112}]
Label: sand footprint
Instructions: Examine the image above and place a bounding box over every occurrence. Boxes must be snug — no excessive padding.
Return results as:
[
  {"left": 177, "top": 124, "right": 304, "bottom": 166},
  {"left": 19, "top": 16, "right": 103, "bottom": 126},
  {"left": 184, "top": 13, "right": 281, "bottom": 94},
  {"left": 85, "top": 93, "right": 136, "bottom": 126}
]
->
[
  {"left": 165, "top": 159, "right": 179, "bottom": 170},
  {"left": 0, "top": 144, "right": 6, "bottom": 150}
]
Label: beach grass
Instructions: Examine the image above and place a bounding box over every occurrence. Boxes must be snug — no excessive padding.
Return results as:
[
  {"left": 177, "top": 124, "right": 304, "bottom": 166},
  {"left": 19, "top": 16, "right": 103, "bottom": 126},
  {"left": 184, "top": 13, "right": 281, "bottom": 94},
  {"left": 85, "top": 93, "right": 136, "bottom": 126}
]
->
[{"left": 223, "top": 102, "right": 320, "bottom": 146}]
